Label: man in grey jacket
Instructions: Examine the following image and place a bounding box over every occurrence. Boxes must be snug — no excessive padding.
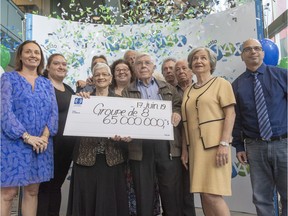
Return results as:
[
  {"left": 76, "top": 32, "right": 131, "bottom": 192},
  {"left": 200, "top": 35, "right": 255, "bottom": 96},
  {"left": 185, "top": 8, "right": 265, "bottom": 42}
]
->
[{"left": 122, "top": 53, "right": 183, "bottom": 216}]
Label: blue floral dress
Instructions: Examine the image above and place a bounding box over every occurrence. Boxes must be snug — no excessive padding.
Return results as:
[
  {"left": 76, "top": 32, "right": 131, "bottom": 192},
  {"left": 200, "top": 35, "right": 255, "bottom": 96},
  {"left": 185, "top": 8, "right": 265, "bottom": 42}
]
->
[{"left": 1, "top": 71, "right": 58, "bottom": 187}]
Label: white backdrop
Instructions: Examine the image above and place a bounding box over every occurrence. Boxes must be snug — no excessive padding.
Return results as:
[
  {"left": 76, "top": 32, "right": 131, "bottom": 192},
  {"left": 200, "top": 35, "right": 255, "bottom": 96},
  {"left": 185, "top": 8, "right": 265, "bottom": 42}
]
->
[
  {"left": 27, "top": 2, "right": 261, "bottom": 89},
  {"left": 26, "top": 2, "right": 262, "bottom": 214}
]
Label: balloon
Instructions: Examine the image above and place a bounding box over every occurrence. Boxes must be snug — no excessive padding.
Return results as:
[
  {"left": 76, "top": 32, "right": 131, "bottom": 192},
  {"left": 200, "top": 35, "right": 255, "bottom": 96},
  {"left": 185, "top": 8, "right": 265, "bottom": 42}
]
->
[
  {"left": 0, "top": 66, "right": 4, "bottom": 77},
  {"left": 260, "top": 38, "right": 279, "bottom": 66},
  {"left": 278, "top": 57, "right": 288, "bottom": 69},
  {"left": 0, "top": 45, "right": 11, "bottom": 69}
]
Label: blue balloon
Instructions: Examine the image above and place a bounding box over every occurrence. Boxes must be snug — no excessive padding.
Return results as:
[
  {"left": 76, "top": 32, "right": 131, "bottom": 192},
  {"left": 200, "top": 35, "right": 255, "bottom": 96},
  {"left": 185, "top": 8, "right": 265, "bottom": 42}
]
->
[{"left": 260, "top": 38, "right": 279, "bottom": 66}]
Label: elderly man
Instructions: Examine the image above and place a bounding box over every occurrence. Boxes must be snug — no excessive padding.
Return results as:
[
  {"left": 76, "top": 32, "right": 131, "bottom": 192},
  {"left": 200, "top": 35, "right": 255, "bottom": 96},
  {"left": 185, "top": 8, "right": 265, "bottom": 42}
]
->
[
  {"left": 173, "top": 59, "right": 196, "bottom": 216},
  {"left": 232, "top": 38, "right": 287, "bottom": 216},
  {"left": 161, "top": 57, "right": 178, "bottom": 86},
  {"left": 174, "top": 59, "right": 194, "bottom": 97},
  {"left": 124, "top": 50, "right": 138, "bottom": 66},
  {"left": 122, "top": 53, "right": 183, "bottom": 216}
]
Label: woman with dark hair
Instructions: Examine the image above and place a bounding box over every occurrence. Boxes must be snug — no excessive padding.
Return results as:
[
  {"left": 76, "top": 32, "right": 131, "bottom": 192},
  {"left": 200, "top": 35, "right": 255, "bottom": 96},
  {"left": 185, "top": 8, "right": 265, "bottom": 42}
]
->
[
  {"left": 37, "top": 53, "right": 76, "bottom": 216},
  {"left": 110, "top": 59, "right": 137, "bottom": 215},
  {"left": 110, "top": 59, "right": 134, "bottom": 96},
  {"left": 110, "top": 58, "right": 161, "bottom": 216},
  {"left": 1, "top": 40, "right": 58, "bottom": 216}
]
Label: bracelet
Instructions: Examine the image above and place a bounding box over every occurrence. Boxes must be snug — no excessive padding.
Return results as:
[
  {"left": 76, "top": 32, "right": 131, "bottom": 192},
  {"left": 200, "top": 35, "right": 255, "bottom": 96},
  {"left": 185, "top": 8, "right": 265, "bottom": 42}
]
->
[
  {"left": 219, "top": 141, "right": 229, "bottom": 147},
  {"left": 23, "top": 132, "right": 30, "bottom": 143}
]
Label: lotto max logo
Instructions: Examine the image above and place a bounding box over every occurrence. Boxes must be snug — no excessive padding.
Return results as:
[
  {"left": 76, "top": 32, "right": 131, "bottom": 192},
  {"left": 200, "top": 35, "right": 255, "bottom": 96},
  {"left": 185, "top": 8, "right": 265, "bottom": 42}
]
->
[
  {"left": 231, "top": 162, "right": 250, "bottom": 178},
  {"left": 74, "top": 97, "right": 83, "bottom": 105}
]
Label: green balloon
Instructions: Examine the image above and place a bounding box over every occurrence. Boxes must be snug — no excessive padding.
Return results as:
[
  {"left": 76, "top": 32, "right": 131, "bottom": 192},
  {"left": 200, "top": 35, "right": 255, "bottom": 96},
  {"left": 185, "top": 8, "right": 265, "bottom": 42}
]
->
[
  {"left": 278, "top": 57, "right": 288, "bottom": 69},
  {"left": 0, "top": 44, "right": 11, "bottom": 69}
]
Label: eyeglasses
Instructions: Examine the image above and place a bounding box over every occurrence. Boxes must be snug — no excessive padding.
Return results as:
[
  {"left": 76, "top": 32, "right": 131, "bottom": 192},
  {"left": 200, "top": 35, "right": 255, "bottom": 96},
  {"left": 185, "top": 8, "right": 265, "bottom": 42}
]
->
[
  {"left": 242, "top": 46, "right": 262, "bottom": 53},
  {"left": 115, "top": 68, "right": 129, "bottom": 73},
  {"left": 93, "top": 73, "right": 111, "bottom": 78},
  {"left": 135, "top": 61, "right": 153, "bottom": 66}
]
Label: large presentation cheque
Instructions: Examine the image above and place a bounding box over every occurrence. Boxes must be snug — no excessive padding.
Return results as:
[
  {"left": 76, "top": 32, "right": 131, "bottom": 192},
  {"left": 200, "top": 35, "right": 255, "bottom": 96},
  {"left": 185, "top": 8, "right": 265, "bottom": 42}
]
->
[{"left": 63, "top": 95, "right": 174, "bottom": 140}]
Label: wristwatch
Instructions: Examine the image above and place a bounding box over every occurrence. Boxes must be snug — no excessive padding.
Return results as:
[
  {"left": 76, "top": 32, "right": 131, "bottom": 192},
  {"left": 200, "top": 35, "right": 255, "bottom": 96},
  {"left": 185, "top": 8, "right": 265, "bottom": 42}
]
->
[{"left": 219, "top": 141, "right": 229, "bottom": 147}]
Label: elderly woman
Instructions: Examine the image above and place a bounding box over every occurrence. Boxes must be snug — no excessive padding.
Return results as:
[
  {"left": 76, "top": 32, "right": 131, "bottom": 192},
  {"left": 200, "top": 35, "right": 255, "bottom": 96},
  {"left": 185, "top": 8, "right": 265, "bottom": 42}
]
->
[
  {"left": 76, "top": 55, "right": 108, "bottom": 93},
  {"left": 1, "top": 40, "right": 58, "bottom": 216},
  {"left": 181, "top": 47, "right": 236, "bottom": 216},
  {"left": 37, "top": 53, "right": 76, "bottom": 216},
  {"left": 67, "top": 63, "right": 129, "bottom": 216}
]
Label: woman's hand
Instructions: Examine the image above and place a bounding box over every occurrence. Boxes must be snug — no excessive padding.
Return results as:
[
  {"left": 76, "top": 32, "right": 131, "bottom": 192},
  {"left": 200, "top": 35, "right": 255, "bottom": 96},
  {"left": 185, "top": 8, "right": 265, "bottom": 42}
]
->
[
  {"left": 40, "top": 135, "right": 49, "bottom": 143},
  {"left": 76, "top": 91, "right": 90, "bottom": 99},
  {"left": 111, "top": 135, "right": 132, "bottom": 142},
  {"left": 26, "top": 135, "right": 48, "bottom": 154},
  {"left": 216, "top": 145, "right": 229, "bottom": 167}
]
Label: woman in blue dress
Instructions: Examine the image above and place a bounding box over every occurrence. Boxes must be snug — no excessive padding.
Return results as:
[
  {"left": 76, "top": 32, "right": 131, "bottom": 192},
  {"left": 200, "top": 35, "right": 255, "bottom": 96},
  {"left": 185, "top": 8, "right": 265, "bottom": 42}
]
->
[{"left": 0, "top": 40, "right": 58, "bottom": 216}]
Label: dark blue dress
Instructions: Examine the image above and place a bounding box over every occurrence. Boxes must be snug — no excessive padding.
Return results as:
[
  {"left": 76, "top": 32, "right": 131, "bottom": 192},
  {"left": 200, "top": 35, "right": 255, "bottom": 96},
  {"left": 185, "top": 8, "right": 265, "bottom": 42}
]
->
[{"left": 1, "top": 71, "right": 58, "bottom": 187}]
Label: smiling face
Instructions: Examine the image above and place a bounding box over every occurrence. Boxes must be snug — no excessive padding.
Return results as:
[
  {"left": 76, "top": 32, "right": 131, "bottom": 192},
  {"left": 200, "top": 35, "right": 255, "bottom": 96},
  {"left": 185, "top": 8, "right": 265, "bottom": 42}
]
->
[
  {"left": 241, "top": 39, "right": 264, "bottom": 70},
  {"left": 134, "top": 54, "right": 155, "bottom": 83},
  {"left": 20, "top": 42, "right": 42, "bottom": 70},
  {"left": 47, "top": 55, "right": 67, "bottom": 81},
  {"left": 93, "top": 67, "right": 112, "bottom": 89},
  {"left": 114, "top": 63, "right": 132, "bottom": 85},
  {"left": 191, "top": 49, "right": 211, "bottom": 76}
]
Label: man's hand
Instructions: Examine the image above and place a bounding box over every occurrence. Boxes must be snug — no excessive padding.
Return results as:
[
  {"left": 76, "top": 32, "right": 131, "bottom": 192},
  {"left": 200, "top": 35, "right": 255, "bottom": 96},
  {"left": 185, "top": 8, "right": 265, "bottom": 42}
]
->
[
  {"left": 171, "top": 112, "right": 181, "bottom": 127},
  {"left": 236, "top": 151, "right": 248, "bottom": 165},
  {"left": 181, "top": 146, "right": 189, "bottom": 170},
  {"left": 77, "top": 80, "right": 87, "bottom": 88}
]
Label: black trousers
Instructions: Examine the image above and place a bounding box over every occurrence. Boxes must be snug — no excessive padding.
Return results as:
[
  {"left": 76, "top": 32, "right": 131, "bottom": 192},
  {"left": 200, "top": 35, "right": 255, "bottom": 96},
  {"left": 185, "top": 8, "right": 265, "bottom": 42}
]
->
[
  {"left": 182, "top": 166, "right": 196, "bottom": 216},
  {"left": 130, "top": 140, "right": 182, "bottom": 216},
  {"left": 37, "top": 137, "right": 75, "bottom": 216}
]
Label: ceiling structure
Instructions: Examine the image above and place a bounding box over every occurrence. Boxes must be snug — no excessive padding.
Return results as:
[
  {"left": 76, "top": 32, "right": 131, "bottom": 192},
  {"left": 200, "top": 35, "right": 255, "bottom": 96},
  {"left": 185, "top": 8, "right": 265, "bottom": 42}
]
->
[{"left": 11, "top": 0, "right": 230, "bottom": 24}]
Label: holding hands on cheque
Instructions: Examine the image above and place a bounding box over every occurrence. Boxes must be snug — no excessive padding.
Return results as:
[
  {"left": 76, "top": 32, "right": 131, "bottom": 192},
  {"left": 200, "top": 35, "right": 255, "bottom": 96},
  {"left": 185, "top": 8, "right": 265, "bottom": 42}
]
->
[
  {"left": 76, "top": 90, "right": 180, "bottom": 142},
  {"left": 76, "top": 83, "right": 132, "bottom": 143}
]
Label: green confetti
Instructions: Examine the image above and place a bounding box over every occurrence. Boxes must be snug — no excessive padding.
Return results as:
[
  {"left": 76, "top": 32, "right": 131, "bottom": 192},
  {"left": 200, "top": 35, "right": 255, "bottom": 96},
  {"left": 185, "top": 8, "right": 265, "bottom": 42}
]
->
[{"left": 46, "top": 0, "right": 251, "bottom": 26}]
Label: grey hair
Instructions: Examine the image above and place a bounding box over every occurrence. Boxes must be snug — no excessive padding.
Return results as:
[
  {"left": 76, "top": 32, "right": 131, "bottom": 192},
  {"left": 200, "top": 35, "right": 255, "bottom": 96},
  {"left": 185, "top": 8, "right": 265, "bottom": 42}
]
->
[
  {"left": 187, "top": 47, "right": 217, "bottom": 74},
  {"left": 124, "top": 50, "right": 138, "bottom": 60},
  {"left": 161, "top": 57, "right": 177, "bottom": 73},
  {"left": 92, "top": 62, "right": 112, "bottom": 76},
  {"left": 135, "top": 53, "right": 155, "bottom": 64}
]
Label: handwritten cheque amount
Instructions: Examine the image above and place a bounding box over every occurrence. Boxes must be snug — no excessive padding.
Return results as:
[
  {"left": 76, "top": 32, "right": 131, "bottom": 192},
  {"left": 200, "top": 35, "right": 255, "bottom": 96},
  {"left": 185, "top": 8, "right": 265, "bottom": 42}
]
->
[{"left": 63, "top": 95, "right": 174, "bottom": 140}]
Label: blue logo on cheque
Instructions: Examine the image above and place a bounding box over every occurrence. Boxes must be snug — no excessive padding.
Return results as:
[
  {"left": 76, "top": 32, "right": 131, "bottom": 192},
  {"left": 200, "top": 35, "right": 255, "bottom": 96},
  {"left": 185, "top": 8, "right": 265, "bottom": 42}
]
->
[{"left": 74, "top": 97, "right": 83, "bottom": 105}]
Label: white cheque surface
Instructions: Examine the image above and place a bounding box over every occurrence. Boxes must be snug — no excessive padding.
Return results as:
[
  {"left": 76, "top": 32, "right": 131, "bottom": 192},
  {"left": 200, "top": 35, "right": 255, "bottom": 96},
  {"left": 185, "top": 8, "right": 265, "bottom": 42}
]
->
[{"left": 63, "top": 95, "right": 174, "bottom": 140}]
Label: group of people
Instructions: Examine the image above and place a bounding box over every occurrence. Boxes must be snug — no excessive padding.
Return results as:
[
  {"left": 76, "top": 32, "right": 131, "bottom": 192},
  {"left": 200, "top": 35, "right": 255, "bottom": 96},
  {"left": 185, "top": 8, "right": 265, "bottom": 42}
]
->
[{"left": 0, "top": 38, "right": 287, "bottom": 216}]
